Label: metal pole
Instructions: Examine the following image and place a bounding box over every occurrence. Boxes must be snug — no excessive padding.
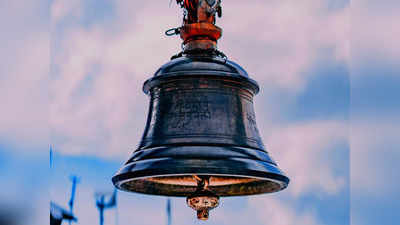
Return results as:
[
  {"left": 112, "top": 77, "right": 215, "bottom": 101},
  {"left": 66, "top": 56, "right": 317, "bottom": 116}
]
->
[
  {"left": 167, "top": 198, "right": 172, "bottom": 225},
  {"left": 68, "top": 176, "right": 78, "bottom": 225},
  {"left": 115, "top": 191, "right": 119, "bottom": 225},
  {"left": 100, "top": 207, "right": 104, "bottom": 225},
  {"left": 99, "top": 196, "right": 104, "bottom": 225}
]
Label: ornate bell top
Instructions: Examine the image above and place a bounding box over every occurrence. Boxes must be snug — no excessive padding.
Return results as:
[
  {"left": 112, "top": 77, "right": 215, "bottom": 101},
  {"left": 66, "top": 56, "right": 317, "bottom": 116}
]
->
[
  {"left": 166, "top": 0, "right": 223, "bottom": 52},
  {"left": 144, "top": 56, "right": 259, "bottom": 95},
  {"left": 153, "top": 57, "right": 249, "bottom": 78}
]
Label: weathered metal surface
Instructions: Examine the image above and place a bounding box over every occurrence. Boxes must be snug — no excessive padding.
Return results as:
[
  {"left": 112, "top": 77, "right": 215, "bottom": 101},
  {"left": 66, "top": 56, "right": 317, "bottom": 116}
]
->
[
  {"left": 173, "top": 0, "right": 223, "bottom": 51},
  {"left": 112, "top": 54, "right": 289, "bottom": 197},
  {"left": 186, "top": 175, "right": 220, "bottom": 221},
  {"left": 113, "top": 1, "right": 289, "bottom": 221}
]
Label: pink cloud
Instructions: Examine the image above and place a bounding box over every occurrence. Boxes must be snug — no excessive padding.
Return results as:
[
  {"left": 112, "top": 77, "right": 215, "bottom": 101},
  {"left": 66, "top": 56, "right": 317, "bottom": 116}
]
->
[
  {"left": 51, "top": 0, "right": 83, "bottom": 25},
  {"left": 351, "top": 1, "right": 400, "bottom": 70},
  {"left": 263, "top": 121, "right": 348, "bottom": 196},
  {"left": 351, "top": 118, "right": 400, "bottom": 194},
  {"left": 219, "top": 0, "right": 349, "bottom": 91}
]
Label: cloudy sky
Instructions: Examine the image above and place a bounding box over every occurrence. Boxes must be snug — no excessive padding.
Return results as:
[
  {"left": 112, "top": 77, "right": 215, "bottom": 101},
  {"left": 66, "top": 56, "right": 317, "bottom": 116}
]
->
[{"left": 0, "top": 0, "right": 398, "bottom": 225}]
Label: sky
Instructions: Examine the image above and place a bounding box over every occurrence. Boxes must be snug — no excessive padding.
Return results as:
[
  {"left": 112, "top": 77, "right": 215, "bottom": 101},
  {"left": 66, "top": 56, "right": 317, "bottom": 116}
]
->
[{"left": 0, "top": 0, "right": 398, "bottom": 225}]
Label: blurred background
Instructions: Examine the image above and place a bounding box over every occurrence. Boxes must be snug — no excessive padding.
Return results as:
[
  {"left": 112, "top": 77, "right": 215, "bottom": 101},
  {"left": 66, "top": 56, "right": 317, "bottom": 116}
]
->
[{"left": 0, "top": 0, "right": 398, "bottom": 225}]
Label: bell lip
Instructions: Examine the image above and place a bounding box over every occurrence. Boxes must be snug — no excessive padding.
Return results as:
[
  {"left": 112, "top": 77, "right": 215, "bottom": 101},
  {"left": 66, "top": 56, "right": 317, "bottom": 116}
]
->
[
  {"left": 113, "top": 172, "right": 289, "bottom": 197},
  {"left": 129, "top": 145, "right": 276, "bottom": 164},
  {"left": 112, "top": 157, "right": 290, "bottom": 197}
]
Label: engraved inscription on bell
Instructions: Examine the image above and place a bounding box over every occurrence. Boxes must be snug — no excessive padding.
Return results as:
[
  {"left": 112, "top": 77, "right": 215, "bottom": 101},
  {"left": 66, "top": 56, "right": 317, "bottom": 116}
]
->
[
  {"left": 168, "top": 94, "right": 211, "bottom": 129},
  {"left": 139, "top": 78, "right": 265, "bottom": 151}
]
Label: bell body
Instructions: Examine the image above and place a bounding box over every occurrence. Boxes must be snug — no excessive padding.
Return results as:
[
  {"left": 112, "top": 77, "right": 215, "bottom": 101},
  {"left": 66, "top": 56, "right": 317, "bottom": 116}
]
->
[{"left": 112, "top": 54, "right": 289, "bottom": 197}]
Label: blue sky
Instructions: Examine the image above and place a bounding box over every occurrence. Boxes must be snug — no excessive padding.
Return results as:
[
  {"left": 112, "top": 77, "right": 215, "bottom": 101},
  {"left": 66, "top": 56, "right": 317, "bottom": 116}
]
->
[{"left": 0, "top": 0, "right": 399, "bottom": 225}]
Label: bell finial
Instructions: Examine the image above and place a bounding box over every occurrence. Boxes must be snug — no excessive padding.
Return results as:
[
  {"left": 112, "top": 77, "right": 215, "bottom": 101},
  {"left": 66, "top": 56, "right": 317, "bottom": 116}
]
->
[{"left": 167, "top": 0, "right": 223, "bottom": 52}]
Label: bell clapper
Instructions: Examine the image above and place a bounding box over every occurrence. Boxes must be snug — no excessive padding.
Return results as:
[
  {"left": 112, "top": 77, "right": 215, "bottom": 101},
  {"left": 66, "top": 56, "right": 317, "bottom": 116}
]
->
[{"left": 186, "top": 175, "right": 220, "bottom": 220}]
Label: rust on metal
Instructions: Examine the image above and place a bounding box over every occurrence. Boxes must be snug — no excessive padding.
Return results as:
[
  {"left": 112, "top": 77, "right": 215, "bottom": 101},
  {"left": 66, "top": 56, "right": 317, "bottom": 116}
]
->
[
  {"left": 186, "top": 176, "right": 220, "bottom": 220},
  {"left": 176, "top": 0, "right": 223, "bottom": 51}
]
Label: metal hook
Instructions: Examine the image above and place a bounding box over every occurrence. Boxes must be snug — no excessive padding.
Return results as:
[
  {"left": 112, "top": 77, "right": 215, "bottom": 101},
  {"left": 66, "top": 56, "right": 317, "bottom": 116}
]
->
[{"left": 165, "top": 27, "right": 181, "bottom": 36}]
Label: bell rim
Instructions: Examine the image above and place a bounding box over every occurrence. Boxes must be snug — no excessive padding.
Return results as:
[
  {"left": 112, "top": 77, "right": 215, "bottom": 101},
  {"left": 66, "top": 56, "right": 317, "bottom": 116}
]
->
[
  {"left": 113, "top": 172, "right": 289, "bottom": 197},
  {"left": 112, "top": 157, "right": 289, "bottom": 197}
]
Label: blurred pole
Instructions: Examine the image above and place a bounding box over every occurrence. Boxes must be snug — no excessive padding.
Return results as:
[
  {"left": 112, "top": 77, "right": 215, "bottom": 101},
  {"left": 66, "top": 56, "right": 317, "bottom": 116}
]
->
[
  {"left": 99, "top": 196, "right": 104, "bottom": 225},
  {"left": 167, "top": 198, "right": 172, "bottom": 225},
  {"left": 68, "top": 176, "right": 79, "bottom": 225},
  {"left": 50, "top": 145, "right": 53, "bottom": 169},
  {"left": 115, "top": 190, "right": 119, "bottom": 225},
  {"left": 96, "top": 191, "right": 116, "bottom": 225}
]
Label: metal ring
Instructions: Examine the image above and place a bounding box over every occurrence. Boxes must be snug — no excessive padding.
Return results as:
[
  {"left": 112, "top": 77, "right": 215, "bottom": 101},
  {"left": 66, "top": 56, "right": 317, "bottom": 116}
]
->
[{"left": 165, "top": 27, "right": 180, "bottom": 36}]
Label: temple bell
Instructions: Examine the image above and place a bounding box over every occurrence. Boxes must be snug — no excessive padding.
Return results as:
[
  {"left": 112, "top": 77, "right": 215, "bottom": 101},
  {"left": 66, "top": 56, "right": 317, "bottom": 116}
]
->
[{"left": 112, "top": 0, "right": 289, "bottom": 220}]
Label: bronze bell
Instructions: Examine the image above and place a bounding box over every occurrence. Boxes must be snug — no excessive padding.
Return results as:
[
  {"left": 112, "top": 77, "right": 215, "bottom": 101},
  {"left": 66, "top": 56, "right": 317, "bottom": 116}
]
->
[{"left": 112, "top": 0, "right": 289, "bottom": 220}]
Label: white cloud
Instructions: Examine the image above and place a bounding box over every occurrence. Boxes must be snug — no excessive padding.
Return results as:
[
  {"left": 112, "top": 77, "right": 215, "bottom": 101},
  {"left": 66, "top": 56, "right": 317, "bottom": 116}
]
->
[
  {"left": 350, "top": 115, "right": 400, "bottom": 225},
  {"left": 248, "top": 196, "right": 319, "bottom": 225},
  {"left": 219, "top": 0, "right": 349, "bottom": 91},
  {"left": 263, "top": 121, "right": 348, "bottom": 196},
  {"left": 51, "top": 0, "right": 83, "bottom": 25},
  {"left": 50, "top": 2, "right": 183, "bottom": 158},
  {"left": 351, "top": 0, "right": 400, "bottom": 74},
  {"left": 0, "top": 1, "right": 49, "bottom": 151},
  {"left": 351, "top": 118, "right": 400, "bottom": 194}
]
